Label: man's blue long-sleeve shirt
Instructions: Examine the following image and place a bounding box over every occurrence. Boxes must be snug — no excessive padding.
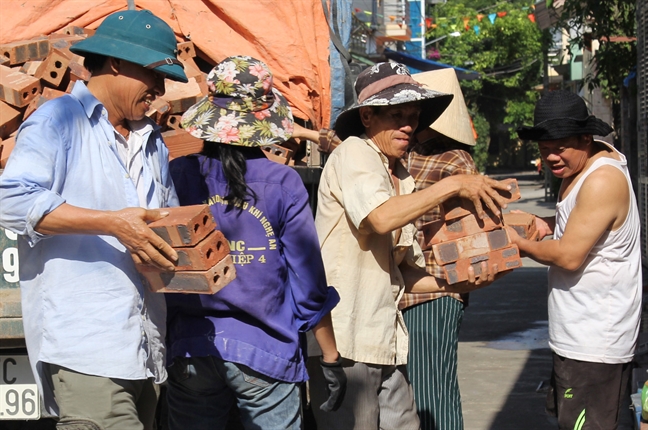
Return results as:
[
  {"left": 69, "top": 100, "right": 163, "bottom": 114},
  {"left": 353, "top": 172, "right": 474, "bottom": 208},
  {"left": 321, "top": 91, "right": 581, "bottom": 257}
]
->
[{"left": 0, "top": 82, "right": 178, "bottom": 415}]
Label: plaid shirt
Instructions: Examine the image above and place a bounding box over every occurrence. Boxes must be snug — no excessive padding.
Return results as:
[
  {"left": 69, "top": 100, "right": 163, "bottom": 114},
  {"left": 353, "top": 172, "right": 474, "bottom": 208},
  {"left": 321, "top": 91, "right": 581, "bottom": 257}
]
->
[{"left": 399, "top": 149, "right": 478, "bottom": 310}]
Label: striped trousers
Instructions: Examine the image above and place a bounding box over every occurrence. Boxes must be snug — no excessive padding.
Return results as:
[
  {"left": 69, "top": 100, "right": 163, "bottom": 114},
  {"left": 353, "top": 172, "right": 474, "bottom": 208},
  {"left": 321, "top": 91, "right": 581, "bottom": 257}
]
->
[{"left": 403, "top": 296, "right": 465, "bottom": 430}]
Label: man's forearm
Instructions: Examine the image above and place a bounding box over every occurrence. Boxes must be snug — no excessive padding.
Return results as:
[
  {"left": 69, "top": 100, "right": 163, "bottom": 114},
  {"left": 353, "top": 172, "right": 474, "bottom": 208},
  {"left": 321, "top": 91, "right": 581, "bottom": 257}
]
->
[
  {"left": 35, "top": 203, "right": 116, "bottom": 235},
  {"left": 364, "top": 180, "right": 458, "bottom": 234}
]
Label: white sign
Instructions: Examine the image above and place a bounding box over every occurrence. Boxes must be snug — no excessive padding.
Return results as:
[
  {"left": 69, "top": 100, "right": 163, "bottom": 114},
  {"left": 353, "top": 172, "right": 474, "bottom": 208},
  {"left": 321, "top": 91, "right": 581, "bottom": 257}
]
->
[{"left": 0, "top": 355, "right": 40, "bottom": 419}]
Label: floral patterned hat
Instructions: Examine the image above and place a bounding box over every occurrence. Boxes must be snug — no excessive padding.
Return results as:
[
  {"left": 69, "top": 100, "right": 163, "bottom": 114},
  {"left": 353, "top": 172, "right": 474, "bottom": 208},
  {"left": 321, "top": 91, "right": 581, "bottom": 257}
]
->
[
  {"left": 181, "top": 56, "right": 294, "bottom": 146},
  {"left": 334, "top": 62, "right": 454, "bottom": 140}
]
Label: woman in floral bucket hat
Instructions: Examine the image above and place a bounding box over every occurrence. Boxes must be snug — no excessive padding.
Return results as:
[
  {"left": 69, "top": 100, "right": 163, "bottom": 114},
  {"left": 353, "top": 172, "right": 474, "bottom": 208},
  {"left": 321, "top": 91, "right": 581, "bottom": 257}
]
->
[{"left": 165, "top": 56, "right": 345, "bottom": 429}]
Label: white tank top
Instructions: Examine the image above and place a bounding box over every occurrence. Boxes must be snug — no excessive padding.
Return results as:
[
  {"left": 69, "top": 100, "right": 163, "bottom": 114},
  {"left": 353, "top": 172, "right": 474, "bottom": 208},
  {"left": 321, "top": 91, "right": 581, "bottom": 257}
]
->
[{"left": 548, "top": 143, "right": 642, "bottom": 364}]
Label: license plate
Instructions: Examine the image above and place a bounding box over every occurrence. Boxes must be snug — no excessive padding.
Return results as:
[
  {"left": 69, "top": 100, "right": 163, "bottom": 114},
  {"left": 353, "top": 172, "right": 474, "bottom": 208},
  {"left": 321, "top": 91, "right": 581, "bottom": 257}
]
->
[{"left": 0, "top": 355, "right": 40, "bottom": 419}]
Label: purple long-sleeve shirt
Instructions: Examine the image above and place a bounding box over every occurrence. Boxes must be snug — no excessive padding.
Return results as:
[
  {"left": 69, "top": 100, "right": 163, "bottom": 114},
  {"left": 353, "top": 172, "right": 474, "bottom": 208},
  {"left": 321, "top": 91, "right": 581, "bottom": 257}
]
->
[{"left": 167, "top": 151, "right": 338, "bottom": 383}]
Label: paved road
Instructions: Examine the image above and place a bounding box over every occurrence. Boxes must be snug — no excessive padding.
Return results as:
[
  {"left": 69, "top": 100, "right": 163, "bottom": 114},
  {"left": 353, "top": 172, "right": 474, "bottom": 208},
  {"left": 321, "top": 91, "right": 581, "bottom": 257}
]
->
[{"left": 458, "top": 171, "right": 558, "bottom": 430}]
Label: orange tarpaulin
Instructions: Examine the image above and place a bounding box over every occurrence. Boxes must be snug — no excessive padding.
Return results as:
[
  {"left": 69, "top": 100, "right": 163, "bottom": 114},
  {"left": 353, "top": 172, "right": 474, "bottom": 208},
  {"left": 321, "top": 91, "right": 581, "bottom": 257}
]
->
[{"left": 0, "top": 0, "right": 332, "bottom": 128}]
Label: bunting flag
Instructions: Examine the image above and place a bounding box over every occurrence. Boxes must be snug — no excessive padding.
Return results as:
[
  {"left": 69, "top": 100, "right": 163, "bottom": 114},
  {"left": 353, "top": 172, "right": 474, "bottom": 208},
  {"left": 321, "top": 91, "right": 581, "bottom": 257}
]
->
[
  {"left": 463, "top": 17, "right": 470, "bottom": 30},
  {"left": 497, "top": 11, "right": 507, "bottom": 18},
  {"left": 473, "top": 25, "right": 481, "bottom": 35},
  {"left": 477, "top": 14, "right": 485, "bottom": 21},
  {"left": 425, "top": 17, "right": 432, "bottom": 28},
  {"left": 528, "top": 13, "right": 536, "bottom": 23},
  {"left": 488, "top": 13, "right": 497, "bottom": 24}
]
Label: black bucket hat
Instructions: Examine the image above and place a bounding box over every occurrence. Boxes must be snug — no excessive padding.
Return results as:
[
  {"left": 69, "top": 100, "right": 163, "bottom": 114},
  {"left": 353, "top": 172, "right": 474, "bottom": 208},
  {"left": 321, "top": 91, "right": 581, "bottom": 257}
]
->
[
  {"left": 334, "top": 62, "right": 453, "bottom": 140},
  {"left": 517, "top": 90, "right": 613, "bottom": 141},
  {"left": 70, "top": 10, "right": 188, "bottom": 83}
]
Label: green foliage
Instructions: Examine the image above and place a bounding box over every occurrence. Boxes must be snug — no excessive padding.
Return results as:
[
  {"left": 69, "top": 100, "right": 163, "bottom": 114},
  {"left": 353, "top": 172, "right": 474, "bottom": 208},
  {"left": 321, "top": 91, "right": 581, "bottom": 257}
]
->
[
  {"left": 558, "top": 0, "right": 636, "bottom": 96},
  {"left": 426, "top": 0, "right": 543, "bottom": 169},
  {"left": 470, "top": 110, "right": 490, "bottom": 173}
]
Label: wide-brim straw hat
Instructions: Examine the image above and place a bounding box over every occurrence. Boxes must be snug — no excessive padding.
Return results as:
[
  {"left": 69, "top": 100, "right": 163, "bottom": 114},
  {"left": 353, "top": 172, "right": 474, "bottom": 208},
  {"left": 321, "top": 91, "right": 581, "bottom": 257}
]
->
[
  {"left": 70, "top": 10, "right": 187, "bottom": 83},
  {"left": 334, "top": 62, "right": 453, "bottom": 140},
  {"left": 517, "top": 90, "right": 613, "bottom": 141},
  {"left": 412, "top": 68, "right": 475, "bottom": 146},
  {"left": 181, "top": 56, "right": 294, "bottom": 147}
]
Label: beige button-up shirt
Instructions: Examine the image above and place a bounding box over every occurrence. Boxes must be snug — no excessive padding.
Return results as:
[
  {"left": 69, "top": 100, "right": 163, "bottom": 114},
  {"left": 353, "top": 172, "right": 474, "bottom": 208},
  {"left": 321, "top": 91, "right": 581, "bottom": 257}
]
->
[{"left": 315, "top": 135, "right": 425, "bottom": 365}]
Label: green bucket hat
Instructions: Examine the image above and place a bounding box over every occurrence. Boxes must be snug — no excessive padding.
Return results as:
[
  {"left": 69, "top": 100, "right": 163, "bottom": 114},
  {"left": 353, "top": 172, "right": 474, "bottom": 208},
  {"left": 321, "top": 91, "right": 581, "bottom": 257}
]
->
[
  {"left": 70, "top": 10, "right": 188, "bottom": 83},
  {"left": 181, "top": 56, "right": 294, "bottom": 147}
]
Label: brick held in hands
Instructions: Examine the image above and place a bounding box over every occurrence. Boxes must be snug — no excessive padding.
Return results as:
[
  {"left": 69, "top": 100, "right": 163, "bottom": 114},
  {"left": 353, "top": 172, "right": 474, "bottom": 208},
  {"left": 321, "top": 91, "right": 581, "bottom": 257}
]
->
[
  {"left": 503, "top": 212, "right": 538, "bottom": 240},
  {"left": 173, "top": 230, "right": 230, "bottom": 271},
  {"left": 261, "top": 144, "right": 293, "bottom": 165},
  {"left": 432, "top": 229, "right": 511, "bottom": 265},
  {"left": 443, "top": 245, "right": 522, "bottom": 285},
  {"left": 142, "top": 254, "right": 237, "bottom": 294},
  {"left": 0, "top": 101, "right": 21, "bottom": 139},
  {"left": 0, "top": 38, "right": 50, "bottom": 65},
  {"left": 0, "top": 65, "right": 41, "bottom": 107},
  {"left": 148, "top": 204, "right": 216, "bottom": 247},
  {"left": 161, "top": 129, "right": 204, "bottom": 159},
  {"left": 421, "top": 212, "right": 502, "bottom": 247}
]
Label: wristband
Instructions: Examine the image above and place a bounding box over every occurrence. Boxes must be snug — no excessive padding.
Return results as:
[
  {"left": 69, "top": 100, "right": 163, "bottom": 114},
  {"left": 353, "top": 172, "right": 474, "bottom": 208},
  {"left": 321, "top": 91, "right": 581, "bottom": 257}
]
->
[{"left": 320, "top": 354, "right": 343, "bottom": 367}]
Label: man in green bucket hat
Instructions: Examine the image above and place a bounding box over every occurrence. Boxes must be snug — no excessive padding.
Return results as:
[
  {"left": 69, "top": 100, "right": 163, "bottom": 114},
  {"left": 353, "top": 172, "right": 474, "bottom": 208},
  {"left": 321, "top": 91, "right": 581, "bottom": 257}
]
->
[{"left": 0, "top": 9, "right": 187, "bottom": 429}]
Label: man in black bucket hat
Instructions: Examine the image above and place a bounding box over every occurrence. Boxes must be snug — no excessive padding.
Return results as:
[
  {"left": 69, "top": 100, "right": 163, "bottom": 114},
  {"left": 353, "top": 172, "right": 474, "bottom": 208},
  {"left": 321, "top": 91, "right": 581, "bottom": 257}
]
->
[
  {"left": 308, "top": 62, "right": 512, "bottom": 429},
  {"left": 510, "top": 90, "right": 641, "bottom": 429},
  {"left": 0, "top": 9, "right": 187, "bottom": 429}
]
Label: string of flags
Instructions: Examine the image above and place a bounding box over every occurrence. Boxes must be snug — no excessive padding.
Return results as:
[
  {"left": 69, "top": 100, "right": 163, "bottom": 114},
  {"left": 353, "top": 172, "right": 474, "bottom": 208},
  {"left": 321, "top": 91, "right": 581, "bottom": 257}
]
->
[{"left": 354, "top": 4, "right": 537, "bottom": 34}]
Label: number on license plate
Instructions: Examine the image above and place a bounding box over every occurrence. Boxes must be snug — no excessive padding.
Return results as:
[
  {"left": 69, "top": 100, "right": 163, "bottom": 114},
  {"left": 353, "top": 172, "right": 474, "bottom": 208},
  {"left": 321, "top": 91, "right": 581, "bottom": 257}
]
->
[{"left": 0, "top": 355, "right": 40, "bottom": 419}]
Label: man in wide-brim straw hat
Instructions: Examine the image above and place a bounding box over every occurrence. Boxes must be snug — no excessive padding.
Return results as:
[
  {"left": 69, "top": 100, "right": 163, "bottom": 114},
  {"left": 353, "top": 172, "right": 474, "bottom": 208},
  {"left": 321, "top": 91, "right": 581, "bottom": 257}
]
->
[
  {"left": 308, "top": 62, "right": 512, "bottom": 429},
  {"left": 510, "top": 90, "right": 641, "bottom": 429},
  {"left": 0, "top": 9, "right": 188, "bottom": 428}
]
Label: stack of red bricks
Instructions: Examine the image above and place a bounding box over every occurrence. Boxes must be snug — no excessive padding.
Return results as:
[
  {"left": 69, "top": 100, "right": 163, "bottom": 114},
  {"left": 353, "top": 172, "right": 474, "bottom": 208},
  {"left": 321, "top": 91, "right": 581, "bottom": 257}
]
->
[
  {"left": 0, "top": 29, "right": 318, "bottom": 169},
  {"left": 138, "top": 204, "right": 237, "bottom": 294},
  {"left": 419, "top": 179, "right": 540, "bottom": 284}
]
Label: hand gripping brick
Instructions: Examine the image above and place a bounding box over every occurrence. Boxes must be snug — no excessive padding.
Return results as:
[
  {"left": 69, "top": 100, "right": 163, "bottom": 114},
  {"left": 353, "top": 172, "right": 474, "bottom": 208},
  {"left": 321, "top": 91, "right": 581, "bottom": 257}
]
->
[
  {"left": 148, "top": 205, "right": 217, "bottom": 247},
  {"left": 443, "top": 245, "right": 522, "bottom": 285},
  {"left": 141, "top": 254, "right": 237, "bottom": 294},
  {"left": 443, "top": 178, "right": 521, "bottom": 220}
]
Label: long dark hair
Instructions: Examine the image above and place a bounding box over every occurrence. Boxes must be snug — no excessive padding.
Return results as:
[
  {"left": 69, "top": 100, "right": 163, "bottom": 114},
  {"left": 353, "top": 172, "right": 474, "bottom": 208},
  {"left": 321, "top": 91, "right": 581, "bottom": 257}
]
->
[{"left": 201, "top": 143, "right": 258, "bottom": 210}]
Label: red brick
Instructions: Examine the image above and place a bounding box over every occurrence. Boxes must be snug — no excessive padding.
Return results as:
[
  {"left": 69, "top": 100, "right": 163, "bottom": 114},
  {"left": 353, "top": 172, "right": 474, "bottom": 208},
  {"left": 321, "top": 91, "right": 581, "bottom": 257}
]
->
[
  {"left": 0, "top": 38, "right": 50, "bottom": 65},
  {"left": 432, "top": 229, "right": 511, "bottom": 265},
  {"left": 19, "top": 61, "right": 42, "bottom": 76},
  {"left": 165, "top": 114, "right": 183, "bottom": 130},
  {"left": 35, "top": 48, "right": 70, "bottom": 87},
  {"left": 261, "top": 144, "right": 293, "bottom": 165},
  {"left": 160, "top": 77, "right": 204, "bottom": 114},
  {"left": 148, "top": 204, "right": 216, "bottom": 247},
  {"left": 443, "top": 245, "right": 522, "bottom": 284},
  {"left": 420, "top": 212, "right": 502, "bottom": 247},
  {"left": 145, "top": 99, "right": 171, "bottom": 126},
  {"left": 0, "top": 101, "right": 21, "bottom": 139},
  {"left": 172, "top": 230, "right": 230, "bottom": 271},
  {"left": 0, "top": 65, "right": 41, "bottom": 107},
  {"left": 177, "top": 41, "right": 196, "bottom": 60},
  {"left": 503, "top": 212, "right": 538, "bottom": 240},
  {"left": 0, "top": 133, "right": 16, "bottom": 168},
  {"left": 67, "top": 60, "right": 91, "bottom": 83},
  {"left": 142, "top": 254, "right": 237, "bottom": 294},
  {"left": 161, "top": 129, "right": 204, "bottom": 159}
]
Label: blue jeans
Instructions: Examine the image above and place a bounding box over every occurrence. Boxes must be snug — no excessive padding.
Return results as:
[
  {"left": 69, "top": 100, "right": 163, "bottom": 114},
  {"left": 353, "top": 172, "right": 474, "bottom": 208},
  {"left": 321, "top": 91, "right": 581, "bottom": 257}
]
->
[{"left": 166, "top": 356, "right": 302, "bottom": 430}]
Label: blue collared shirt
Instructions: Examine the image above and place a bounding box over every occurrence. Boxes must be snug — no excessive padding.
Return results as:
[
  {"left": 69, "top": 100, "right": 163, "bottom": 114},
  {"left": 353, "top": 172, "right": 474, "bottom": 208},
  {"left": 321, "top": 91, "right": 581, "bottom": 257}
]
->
[{"left": 0, "top": 82, "right": 178, "bottom": 415}]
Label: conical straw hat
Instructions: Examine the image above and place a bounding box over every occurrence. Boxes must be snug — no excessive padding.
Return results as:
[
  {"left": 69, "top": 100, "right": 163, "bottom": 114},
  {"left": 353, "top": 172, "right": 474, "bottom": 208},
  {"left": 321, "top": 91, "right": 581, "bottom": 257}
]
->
[{"left": 412, "top": 68, "right": 475, "bottom": 146}]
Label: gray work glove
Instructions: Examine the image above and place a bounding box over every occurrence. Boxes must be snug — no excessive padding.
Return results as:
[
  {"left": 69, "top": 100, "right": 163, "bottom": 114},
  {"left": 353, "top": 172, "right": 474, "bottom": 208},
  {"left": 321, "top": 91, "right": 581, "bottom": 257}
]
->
[{"left": 319, "top": 355, "right": 347, "bottom": 412}]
